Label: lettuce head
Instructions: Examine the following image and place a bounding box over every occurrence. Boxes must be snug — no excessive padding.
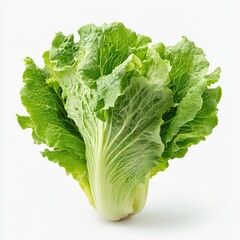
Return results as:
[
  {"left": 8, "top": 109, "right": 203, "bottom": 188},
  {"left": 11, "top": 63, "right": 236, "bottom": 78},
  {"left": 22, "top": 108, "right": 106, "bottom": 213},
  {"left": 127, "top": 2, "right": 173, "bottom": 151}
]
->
[{"left": 18, "top": 23, "right": 221, "bottom": 221}]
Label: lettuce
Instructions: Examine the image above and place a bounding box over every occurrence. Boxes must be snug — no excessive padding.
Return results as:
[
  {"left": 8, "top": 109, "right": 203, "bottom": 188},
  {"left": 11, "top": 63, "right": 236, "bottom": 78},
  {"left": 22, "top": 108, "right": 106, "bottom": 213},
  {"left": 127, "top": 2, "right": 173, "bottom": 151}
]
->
[{"left": 18, "top": 23, "right": 221, "bottom": 221}]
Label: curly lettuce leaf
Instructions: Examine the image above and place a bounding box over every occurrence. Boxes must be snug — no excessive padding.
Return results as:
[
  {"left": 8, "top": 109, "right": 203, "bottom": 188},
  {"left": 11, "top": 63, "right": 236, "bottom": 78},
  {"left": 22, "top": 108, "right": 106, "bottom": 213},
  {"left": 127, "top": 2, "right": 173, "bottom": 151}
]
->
[
  {"left": 151, "top": 37, "right": 221, "bottom": 176},
  {"left": 17, "top": 57, "right": 93, "bottom": 204}
]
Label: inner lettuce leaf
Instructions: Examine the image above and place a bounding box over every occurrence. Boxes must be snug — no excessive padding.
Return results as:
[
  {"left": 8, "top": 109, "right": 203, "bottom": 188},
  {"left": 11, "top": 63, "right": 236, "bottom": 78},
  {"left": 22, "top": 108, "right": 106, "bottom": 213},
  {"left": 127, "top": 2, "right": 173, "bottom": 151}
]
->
[{"left": 18, "top": 23, "right": 221, "bottom": 221}]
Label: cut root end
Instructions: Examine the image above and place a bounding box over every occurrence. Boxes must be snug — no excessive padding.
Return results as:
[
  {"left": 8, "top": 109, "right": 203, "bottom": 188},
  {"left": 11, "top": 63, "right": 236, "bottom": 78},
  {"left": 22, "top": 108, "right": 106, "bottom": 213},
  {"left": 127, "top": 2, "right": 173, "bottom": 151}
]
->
[{"left": 116, "top": 213, "right": 132, "bottom": 222}]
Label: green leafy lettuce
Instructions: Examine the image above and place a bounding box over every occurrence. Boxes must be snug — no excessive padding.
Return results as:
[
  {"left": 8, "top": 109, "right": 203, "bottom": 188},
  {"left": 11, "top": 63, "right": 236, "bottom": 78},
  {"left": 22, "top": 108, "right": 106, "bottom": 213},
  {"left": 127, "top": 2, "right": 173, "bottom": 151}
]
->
[{"left": 18, "top": 23, "right": 221, "bottom": 221}]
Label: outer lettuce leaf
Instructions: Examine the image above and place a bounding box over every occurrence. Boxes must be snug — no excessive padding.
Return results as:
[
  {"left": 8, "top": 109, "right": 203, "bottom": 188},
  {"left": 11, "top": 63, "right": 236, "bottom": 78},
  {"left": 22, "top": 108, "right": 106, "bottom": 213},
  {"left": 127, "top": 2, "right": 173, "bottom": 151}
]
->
[
  {"left": 99, "top": 78, "right": 171, "bottom": 219},
  {"left": 17, "top": 58, "right": 93, "bottom": 204},
  {"left": 160, "top": 86, "right": 221, "bottom": 161},
  {"left": 151, "top": 37, "right": 221, "bottom": 176}
]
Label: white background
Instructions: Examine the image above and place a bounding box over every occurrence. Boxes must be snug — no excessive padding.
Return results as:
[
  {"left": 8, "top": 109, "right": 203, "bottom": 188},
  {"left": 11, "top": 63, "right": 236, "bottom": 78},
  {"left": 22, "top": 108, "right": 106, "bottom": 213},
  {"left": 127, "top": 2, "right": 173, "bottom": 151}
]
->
[{"left": 0, "top": 0, "right": 239, "bottom": 239}]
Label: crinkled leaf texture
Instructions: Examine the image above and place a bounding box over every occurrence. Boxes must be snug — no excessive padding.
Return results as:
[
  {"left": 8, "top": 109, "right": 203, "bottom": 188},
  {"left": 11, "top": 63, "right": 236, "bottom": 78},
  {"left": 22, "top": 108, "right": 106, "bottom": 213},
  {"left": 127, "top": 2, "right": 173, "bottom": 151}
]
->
[{"left": 18, "top": 23, "right": 221, "bottom": 221}]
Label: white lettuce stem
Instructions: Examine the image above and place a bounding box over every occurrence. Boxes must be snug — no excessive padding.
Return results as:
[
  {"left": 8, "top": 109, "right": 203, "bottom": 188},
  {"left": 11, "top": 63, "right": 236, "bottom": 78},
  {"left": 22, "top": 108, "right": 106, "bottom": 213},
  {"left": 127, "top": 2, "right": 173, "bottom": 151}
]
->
[{"left": 87, "top": 119, "right": 150, "bottom": 221}]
